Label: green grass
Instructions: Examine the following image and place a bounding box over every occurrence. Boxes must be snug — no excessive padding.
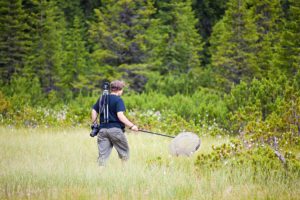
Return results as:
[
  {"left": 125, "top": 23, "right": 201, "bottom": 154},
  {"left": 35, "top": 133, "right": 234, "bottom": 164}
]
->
[{"left": 0, "top": 127, "right": 299, "bottom": 200}]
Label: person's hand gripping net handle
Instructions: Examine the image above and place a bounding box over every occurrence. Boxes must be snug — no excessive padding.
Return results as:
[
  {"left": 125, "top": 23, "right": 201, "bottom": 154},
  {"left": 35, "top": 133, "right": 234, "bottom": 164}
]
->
[{"left": 130, "top": 124, "right": 139, "bottom": 131}]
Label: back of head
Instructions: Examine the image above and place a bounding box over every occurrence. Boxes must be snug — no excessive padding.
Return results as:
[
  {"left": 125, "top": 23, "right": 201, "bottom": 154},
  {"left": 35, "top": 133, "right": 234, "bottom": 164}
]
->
[{"left": 110, "top": 80, "right": 125, "bottom": 92}]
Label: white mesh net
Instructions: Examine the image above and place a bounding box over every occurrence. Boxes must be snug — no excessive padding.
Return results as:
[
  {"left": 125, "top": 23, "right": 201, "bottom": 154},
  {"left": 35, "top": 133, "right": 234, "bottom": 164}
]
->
[{"left": 169, "top": 132, "right": 201, "bottom": 156}]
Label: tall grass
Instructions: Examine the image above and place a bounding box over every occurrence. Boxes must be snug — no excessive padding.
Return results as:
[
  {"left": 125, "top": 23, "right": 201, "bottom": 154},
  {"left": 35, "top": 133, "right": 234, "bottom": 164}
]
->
[{"left": 0, "top": 127, "right": 299, "bottom": 200}]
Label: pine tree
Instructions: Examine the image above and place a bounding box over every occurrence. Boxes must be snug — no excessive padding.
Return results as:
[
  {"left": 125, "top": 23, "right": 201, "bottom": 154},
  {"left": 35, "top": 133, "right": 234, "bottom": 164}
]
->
[
  {"left": 274, "top": 0, "right": 300, "bottom": 78},
  {"left": 62, "top": 16, "right": 91, "bottom": 95},
  {"left": 57, "top": 0, "right": 84, "bottom": 25},
  {"left": 210, "top": 0, "right": 259, "bottom": 87},
  {"left": 0, "top": 0, "right": 31, "bottom": 83},
  {"left": 192, "top": 0, "right": 228, "bottom": 65},
  {"left": 154, "top": 0, "right": 203, "bottom": 75},
  {"left": 192, "top": 0, "right": 228, "bottom": 39},
  {"left": 89, "top": 0, "right": 157, "bottom": 91},
  {"left": 80, "top": 0, "right": 102, "bottom": 20},
  {"left": 248, "top": 0, "right": 284, "bottom": 74},
  {"left": 25, "top": 0, "right": 66, "bottom": 94}
]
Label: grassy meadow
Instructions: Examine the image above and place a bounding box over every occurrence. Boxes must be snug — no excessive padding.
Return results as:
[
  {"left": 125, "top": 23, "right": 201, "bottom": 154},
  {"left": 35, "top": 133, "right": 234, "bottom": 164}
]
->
[{"left": 0, "top": 127, "right": 299, "bottom": 200}]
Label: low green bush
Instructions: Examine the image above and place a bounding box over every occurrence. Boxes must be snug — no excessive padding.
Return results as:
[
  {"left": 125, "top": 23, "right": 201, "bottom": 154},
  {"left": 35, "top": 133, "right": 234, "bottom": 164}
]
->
[
  {"left": 124, "top": 87, "right": 228, "bottom": 127},
  {"left": 144, "top": 68, "right": 217, "bottom": 96},
  {"left": 195, "top": 139, "right": 300, "bottom": 178},
  {"left": 225, "top": 74, "right": 300, "bottom": 133}
]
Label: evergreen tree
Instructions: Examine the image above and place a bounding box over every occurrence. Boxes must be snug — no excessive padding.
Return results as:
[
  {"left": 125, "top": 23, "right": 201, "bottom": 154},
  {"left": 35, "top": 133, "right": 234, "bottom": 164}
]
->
[
  {"left": 248, "top": 0, "right": 284, "bottom": 74},
  {"left": 57, "top": 0, "right": 85, "bottom": 26},
  {"left": 210, "top": 0, "right": 258, "bottom": 88},
  {"left": 89, "top": 0, "right": 157, "bottom": 91},
  {"left": 192, "top": 0, "right": 228, "bottom": 39},
  {"left": 192, "top": 0, "right": 228, "bottom": 65},
  {"left": 62, "top": 16, "right": 91, "bottom": 95},
  {"left": 154, "top": 0, "right": 203, "bottom": 75},
  {"left": 274, "top": 0, "right": 300, "bottom": 78},
  {"left": 25, "top": 0, "right": 66, "bottom": 94},
  {"left": 80, "top": 0, "right": 102, "bottom": 20},
  {"left": 0, "top": 0, "right": 31, "bottom": 83}
]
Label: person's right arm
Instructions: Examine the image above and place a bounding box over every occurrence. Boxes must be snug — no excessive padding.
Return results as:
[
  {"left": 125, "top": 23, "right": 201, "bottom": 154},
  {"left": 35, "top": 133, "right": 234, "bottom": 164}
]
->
[
  {"left": 91, "top": 98, "right": 100, "bottom": 124},
  {"left": 91, "top": 109, "right": 98, "bottom": 124}
]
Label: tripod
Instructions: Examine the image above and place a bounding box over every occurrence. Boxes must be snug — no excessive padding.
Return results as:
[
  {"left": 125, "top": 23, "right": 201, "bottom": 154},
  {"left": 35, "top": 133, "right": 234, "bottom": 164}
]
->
[{"left": 99, "top": 82, "right": 110, "bottom": 123}]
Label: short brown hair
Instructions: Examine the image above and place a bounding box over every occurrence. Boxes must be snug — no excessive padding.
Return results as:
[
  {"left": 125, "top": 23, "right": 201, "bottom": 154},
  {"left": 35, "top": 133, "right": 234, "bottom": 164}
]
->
[{"left": 110, "top": 80, "right": 125, "bottom": 91}]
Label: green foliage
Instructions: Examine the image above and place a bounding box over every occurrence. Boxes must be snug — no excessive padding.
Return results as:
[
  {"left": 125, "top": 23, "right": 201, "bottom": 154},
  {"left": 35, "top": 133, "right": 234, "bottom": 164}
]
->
[
  {"left": 273, "top": 0, "right": 300, "bottom": 76},
  {"left": 124, "top": 88, "right": 227, "bottom": 126},
  {"left": 192, "top": 0, "right": 228, "bottom": 39},
  {"left": 238, "top": 91, "right": 300, "bottom": 149},
  {"left": 195, "top": 140, "right": 300, "bottom": 178},
  {"left": 145, "top": 73, "right": 199, "bottom": 95},
  {"left": 154, "top": 0, "right": 203, "bottom": 75},
  {"left": 0, "top": 91, "right": 11, "bottom": 114},
  {"left": 222, "top": 74, "right": 300, "bottom": 164},
  {"left": 225, "top": 74, "right": 293, "bottom": 132},
  {"left": 248, "top": 0, "right": 284, "bottom": 73},
  {"left": 123, "top": 89, "right": 228, "bottom": 136},
  {"left": 192, "top": 0, "right": 228, "bottom": 65},
  {"left": 58, "top": 0, "right": 84, "bottom": 23},
  {"left": 210, "top": 0, "right": 259, "bottom": 86},
  {"left": 88, "top": 0, "right": 157, "bottom": 91},
  {"left": 0, "top": 0, "right": 31, "bottom": 82},
  {"left": 145, "top": 68, "right": 217, "bottom": 95},
  {"left": 61, "top": 16, "right": 91, "bottom": 95},
  {"left": 0, "top": 96, "right": 94, "bottom": 128},
  {"left": 0, "top": 90, "right": 229, "bottom": 137},
  {"left": 209, "top": 0, "right": 288, "bottom": 88},
  {"left": 2, "top": 75, "right": 44, "bottom": 108},
  {"left": 25, "top": 0, "right": 67, "bottom": 94},
  {"left": 128, "top": 109, "right": 200, "bottom": 136},
  {"left": 0, "top": 0, "right": 297, "bottom": 97}
]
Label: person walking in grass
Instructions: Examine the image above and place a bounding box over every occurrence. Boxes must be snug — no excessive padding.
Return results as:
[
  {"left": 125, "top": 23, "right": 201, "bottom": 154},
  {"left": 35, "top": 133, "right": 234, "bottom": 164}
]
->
[{"left": 91, "top": 80, "right": 138, "bottom": 166}]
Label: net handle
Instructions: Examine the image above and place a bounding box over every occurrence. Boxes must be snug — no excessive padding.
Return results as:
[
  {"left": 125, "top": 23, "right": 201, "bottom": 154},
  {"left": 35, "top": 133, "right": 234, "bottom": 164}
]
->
[{"left": 138, "top": 129, "right": 175, "bottom": 138}]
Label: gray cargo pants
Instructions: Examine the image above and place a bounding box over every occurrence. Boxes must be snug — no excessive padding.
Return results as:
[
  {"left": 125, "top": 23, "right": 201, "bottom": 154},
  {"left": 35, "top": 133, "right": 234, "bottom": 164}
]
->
[{"left": 97, "top": 127, "right": 129, "bottom": 166}]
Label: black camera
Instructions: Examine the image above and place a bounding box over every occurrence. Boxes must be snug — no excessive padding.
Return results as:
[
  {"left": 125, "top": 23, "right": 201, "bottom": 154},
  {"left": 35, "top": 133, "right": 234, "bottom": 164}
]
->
[
  {"left": 103, "top": 81, "right": 110, "bottom": 90},
  {"left": 102, "top": 82, "right": 110, "bottom": 95},
  {"left": 90, "top": 123, "right": 100, "bottom": 137}
]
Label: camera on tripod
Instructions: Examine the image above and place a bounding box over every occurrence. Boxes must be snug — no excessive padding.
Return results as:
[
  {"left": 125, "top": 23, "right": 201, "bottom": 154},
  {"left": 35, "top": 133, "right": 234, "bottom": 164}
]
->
[
  {"left": 102, "top": 82, "right": 110, "bottom": 93},
  {"left": 90, "top": 81, "right": 110, "bottom": 137}
]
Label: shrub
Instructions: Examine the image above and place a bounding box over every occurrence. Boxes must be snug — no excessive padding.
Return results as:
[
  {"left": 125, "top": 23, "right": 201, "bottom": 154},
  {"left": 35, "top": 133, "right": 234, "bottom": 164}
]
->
[
  {"left": 0, "top": 91, "right": 11, "bottom": 114},
  {"left": 144, "top": 69, "right": 217, "bottom": 96},
  {"left": 195, "top": 139, "right": 300, "bottom": 178},
  {"left": 3, "top": 75, "right": 45, "bottom": 108},
  {"left": 124, "top": 88, "right": 228, "bottom": 127},
  {"left": 225, "top": 75, "right": 299, "bottom": 133}
]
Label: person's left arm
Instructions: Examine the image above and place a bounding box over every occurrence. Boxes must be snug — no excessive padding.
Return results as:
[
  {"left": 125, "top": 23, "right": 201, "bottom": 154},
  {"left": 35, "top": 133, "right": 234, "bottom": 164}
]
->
[
  {"left": 116, "top": 98, "right": 138, "bottom": 131},
  {"left": 117, "top": 112, "right": 138, "bottom": 131}
]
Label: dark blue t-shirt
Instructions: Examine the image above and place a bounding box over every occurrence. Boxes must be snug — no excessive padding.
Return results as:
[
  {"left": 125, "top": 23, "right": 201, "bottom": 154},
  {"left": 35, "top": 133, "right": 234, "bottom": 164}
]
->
[{"left": 92, "top": 94, "right": 126, "bottom": 130}]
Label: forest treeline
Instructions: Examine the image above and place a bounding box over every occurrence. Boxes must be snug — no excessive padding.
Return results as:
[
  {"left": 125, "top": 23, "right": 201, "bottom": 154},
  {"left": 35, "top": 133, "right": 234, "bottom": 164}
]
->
[
  {"left": 0, "top": 0, "right": 299, "bottom": 137},
  {"left": 1, "top": 0, "right": 299, "bottom": 95}
]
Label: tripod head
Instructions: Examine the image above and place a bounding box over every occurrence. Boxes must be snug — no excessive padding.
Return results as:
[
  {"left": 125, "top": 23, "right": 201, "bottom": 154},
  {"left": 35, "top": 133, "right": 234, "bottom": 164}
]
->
[{"left": 102, "top": 82, "right": 110, "bottom": 94}]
